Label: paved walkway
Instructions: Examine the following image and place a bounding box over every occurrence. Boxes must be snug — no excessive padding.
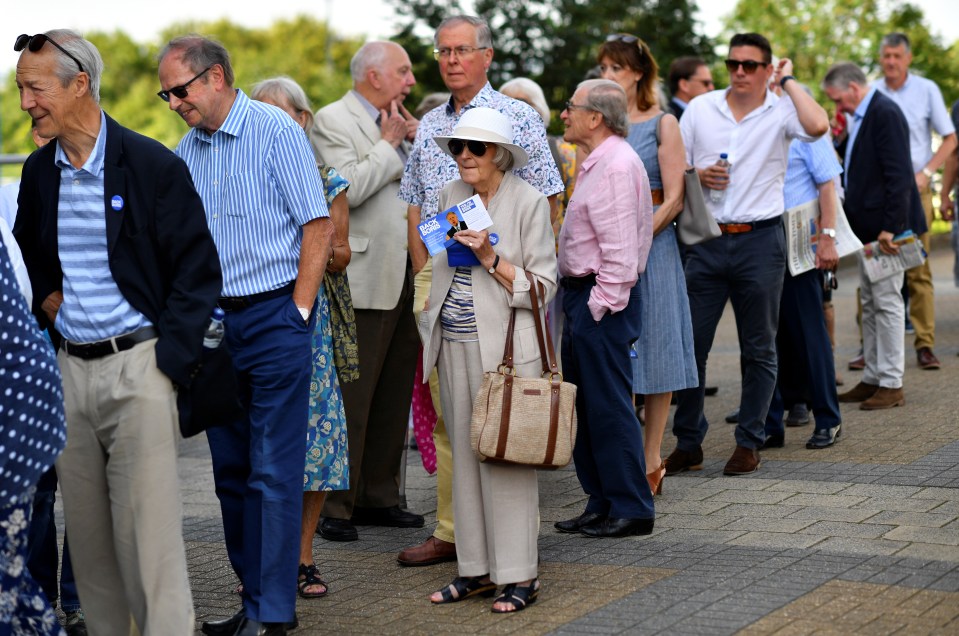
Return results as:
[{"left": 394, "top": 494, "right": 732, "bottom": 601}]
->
[{"left": 179, "top": 243, "right": 959, "bottom": 634}]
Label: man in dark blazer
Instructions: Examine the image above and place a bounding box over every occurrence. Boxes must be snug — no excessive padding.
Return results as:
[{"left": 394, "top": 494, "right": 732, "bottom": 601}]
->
[
  {"left": 14, "top": 29, "right": 221, "bottom": 635},
  {"left": 823, "top": 62, "right": 920, "bottom": 411}
]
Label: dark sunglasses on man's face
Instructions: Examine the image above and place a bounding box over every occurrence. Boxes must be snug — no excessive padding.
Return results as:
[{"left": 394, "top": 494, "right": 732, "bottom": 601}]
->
[
  {"left": 447, "top": 138, "right": 489, "bottom": 157},
  {"left": 157, "top": 66, "right": 213, "bottom": 102},
  {"left": 724, "top": 58, "right": 768, "bottom": 74},
  {"left": 14, "top": 33, "right": 85, "bottom": 74}
]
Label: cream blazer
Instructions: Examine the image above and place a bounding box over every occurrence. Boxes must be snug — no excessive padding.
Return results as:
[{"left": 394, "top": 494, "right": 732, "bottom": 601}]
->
[
  {"left": 421, "top": 173, "right": 558, "bottom": 377},
  {"left": 311, "top": 91, "right": 410, "bottom": 310}
]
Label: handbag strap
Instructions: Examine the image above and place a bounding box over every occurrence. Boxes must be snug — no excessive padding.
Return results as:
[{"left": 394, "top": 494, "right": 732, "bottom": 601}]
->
[
  {"left": 524, "top": 271, "right": 561, "bottom": 377},
  {"left": 499, "top": 307, "right": 517, "bottom": 370}
]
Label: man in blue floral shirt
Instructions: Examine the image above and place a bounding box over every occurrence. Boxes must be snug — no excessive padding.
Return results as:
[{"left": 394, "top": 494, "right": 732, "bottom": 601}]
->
[{"left": 397, "top": 14, "right": 562, "bottom": 567}]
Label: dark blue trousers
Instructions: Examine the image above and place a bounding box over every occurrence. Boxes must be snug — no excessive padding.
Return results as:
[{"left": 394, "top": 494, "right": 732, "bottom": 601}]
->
[
  {"left": 27, "top": 467, "right": 80, "bottom": 613},
  {"left": 562, "top": 284, "right": 654, "bottom": 520},
  {"left": 207, "top": 293, "right": 313, "bottom": 623},
  {"left": 765, "top": 269, "right": 840, "bottom": 436},
  {"left": 673, "top": 224, "right": 786, "bottom": 450}
]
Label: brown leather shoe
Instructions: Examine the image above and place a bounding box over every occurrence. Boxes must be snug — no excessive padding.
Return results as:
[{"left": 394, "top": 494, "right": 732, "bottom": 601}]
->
[
  {"left": 848, "top": 352, "right": 865, "bottom": 371},
  {"left": 664, "top": 446, "right": 703, "bottom": 476},
  {"left": 397, "top": 536, "right": 456, "bottom": 567},
  {"left": 723, "top": 446, "right": 760, "bottom": 475},
  {"left": 860, "top": 387, "right": 904, "bottom": 410},
  {"left": 917, "top": 347, "right": 941, "bottom": 370},
  {"left": 837, "top": 381, "right": 878, "bottom": 403}
]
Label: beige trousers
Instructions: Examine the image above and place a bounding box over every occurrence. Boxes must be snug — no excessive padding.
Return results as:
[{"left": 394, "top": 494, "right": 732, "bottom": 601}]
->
[
  {"left": 437, "top": 335, "right": 539, "bottom": 584},
  {"left": 905, "top": 186, "right": 935, "bottom": 350},
  {"left": 57, "top": 339, "right": 194, "bottom": 636},
  {"left": 414, "top": 259, "right": 454, "bottom": 544}
]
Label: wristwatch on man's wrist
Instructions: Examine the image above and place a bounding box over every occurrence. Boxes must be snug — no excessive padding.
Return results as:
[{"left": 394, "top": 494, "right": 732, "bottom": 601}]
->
[
  {"left": 922, "top": 167, "right": 934, "bottom": 179},
  {"left": 820, "top": 227, "right": 837, "bottom": 238}
]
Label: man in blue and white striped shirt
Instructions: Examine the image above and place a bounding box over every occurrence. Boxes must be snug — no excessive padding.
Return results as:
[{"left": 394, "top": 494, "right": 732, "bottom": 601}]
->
[{"left": 158, "top": 35, "right": 332, "bottom": 635}]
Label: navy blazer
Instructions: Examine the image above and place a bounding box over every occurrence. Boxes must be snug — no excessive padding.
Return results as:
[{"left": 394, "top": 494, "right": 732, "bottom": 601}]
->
[
  {"left": 14, "top": 113, "right": 222, "bottom": 387},
  {"left": 841, "top": 91, "right": 924, "bottom": 242}
]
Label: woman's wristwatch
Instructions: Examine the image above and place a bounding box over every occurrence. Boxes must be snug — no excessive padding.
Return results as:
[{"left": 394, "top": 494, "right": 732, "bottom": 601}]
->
[{"left": 487, "top": 254, "right": 500, "bottom": 274}]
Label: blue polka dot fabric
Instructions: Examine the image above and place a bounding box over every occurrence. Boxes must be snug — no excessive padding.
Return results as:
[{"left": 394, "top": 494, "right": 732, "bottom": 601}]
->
[{"left": 0, "top": 242, "right": 66, "bottom": 505}]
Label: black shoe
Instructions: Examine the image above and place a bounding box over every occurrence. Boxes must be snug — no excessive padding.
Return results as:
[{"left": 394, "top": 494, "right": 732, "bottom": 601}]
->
[
  {"left": 202, "top": 609, "right": 244, "bottom": 636},
  {"left": 806, "top": 424, "right": 841, "bottom": 449},
  {"left": 704, "top": 386, "right": 719, "bottom": 396},
  {"left": 202, "top": 608, "right": 297, "bottom": 635},
  {"left": 318, "top": 517, "right": 358, "bottom": 541},
  {"left": 580, "top": 517, "right": 654, "bottom": 538},
  {"left": 725, "top": 408, "right": 740, "bottom": 424},
  {"left": 761, "top": 433, "right": 784, "bottom": 449},
  {"left": 350, "top": 506, "right": 424, "bottom": 528},
  {"left": 235, "top": 618, "right": 287, "bottom": 636},
  {"left": 554, "top": 512, "right": 606, "bottom": 533}
]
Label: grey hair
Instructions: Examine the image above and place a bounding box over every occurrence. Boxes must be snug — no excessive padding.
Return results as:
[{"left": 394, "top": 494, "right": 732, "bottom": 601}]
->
[
  {"left": 880, "top": 32, "right": 911, "bottom": 54},
  {"left": 500, "top": 77, "right": 550, "bottom": 125},
  {"left": 158, "top": 34, "right": 235, "bottom": 87},
  {"left": 350, "top": 41, "right": 400, "bottom": 84},
  {"left": 44, "top": 29, "right": 104, "bottom": 103},
  {"left": 822, "top": 63, "right": 868, "bottom": 91},
  {"left": 434, "top": 15, "right": 493, "bottom": 49},
  {"left": 492, "top": 145, "right": 515, "bottom": 171},
  {"left": 578, "top": 79, "right": 629, "bottom": 137},
  {"left": 250, "top": 76, "right": 314, "bottom": 131}
]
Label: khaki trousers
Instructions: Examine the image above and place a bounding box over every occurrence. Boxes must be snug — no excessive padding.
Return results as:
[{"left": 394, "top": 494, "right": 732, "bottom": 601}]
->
[
  {"left": 437, "top": 335, "right": 539, "bottom": 584},
  {"left": 57, "top": 339, "right": 193, "bottom": 636},
  {"left": 413, "top": 259, "right": 454, "bottom": 543},
  {"left": 905, "top": 186, "right": 935, "bottom": 350}
]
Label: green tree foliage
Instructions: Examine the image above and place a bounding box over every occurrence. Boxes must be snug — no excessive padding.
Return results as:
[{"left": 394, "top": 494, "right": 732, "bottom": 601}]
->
[
  {"left": 1, "top": 15, "right": 362, "bottom": 162},
  {"left": 722, "top": 0, "right": 959, "bottom": 104},
  {"left": 386, "top": 0, "right": 714, "bottom": 131}
]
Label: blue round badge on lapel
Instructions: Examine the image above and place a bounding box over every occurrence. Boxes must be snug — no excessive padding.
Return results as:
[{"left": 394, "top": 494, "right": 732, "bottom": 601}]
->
[
  {"left": 111, "top": 195, "right": 124, "bottom": 211},
  {"left": 489, "top": 233, "right": 499, "bottom": 245}
]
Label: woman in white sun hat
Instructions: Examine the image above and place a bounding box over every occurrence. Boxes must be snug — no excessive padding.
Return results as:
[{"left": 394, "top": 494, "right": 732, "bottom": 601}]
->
[{"left": 420, "top": 107, "right": 557, "bottom": 613}]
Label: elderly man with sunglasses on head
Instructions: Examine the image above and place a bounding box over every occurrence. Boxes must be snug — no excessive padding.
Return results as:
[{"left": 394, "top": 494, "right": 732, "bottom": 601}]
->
[
  {"left": 158, "top": 35, "right": 333, "bottom": 636},
  {"left": 665, "top": 33, "right": 829, "bottom": 478},
  {"left": 14, "top": 29, "right": 222, "bottom": 635}
]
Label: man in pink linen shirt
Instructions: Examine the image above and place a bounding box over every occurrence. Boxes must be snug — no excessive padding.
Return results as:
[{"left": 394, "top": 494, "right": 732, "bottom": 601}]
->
[{"left": 554, "top": 79, "right": 655, "bottom": 538}]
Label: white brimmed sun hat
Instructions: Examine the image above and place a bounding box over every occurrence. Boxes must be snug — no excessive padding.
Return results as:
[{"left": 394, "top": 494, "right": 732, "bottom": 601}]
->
[{"left": 433, "top": 107, "right": 529, "bottom": 169}]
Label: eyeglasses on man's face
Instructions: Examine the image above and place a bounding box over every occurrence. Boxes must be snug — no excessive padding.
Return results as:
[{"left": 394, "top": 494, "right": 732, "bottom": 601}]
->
[
  {"left": 564, "top": 100, "right": 593, "bottom": 112},
  {"left": 724, "top": 58, "right": 768, "bottom": 74},
  {"left": 157, "top": 66, "right": 213, "bottom": 102},
  {"left": 14, "top": 33, "right": 85, "bottom": 74},
  {"left": 433, "top": 46, "right": 488, "bottom": 61},
  {"left": 447, "top": 138, "right": 489, "bottom": 157}
]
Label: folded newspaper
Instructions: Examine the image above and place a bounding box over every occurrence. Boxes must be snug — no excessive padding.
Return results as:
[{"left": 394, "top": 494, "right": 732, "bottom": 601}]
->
[
  {"left": 784, "top": 196, "right": 863, "bottom": 276},
  {"left": 860, "top": 231, "right": 926, "bottom": 283}
]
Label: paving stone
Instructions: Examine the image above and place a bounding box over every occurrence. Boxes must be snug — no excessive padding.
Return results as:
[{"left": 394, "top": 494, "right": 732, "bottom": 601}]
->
[
  {"left": 785, "top": 506, "right": 880, "bottom": 523},
  {"left": 883, "top": 525, "right": 959, "bottom": 545},
  {"left": 799, "top": 520, "right": 897, "bottom": 539},
  {"left": 781, "top": 493, "right": 871, "bottom": 508},
  {"left": 813, "top": 536, "right": 909, "bottom": 556}
]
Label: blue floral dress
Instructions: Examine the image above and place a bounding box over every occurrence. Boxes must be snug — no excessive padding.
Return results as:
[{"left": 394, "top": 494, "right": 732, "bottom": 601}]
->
[
  {"left": 0, "top": 241, "right": 66, "bottom": 634},
  {"left": 304, "top": 166, "right": 350, "bottom": 492}
]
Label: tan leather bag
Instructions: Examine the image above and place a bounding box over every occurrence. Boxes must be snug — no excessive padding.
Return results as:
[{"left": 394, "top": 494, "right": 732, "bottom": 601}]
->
[{"left": 470, "top": 272, "right": 577, "bottom": 469}]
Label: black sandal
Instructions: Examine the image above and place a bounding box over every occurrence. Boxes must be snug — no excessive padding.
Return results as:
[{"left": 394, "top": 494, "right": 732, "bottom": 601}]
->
[
  {"left": 431, "top": 575, "right": 497, "bottom": 604},
  {"left": 491, "top": 579, "right": 540, "bottom": 613},
  {"left": 297, "top": 563, "right": 329, "bottom": 599}
]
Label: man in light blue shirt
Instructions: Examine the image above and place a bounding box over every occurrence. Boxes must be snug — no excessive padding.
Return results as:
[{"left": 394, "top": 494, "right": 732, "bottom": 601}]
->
[
  {"left": 159, "top": 35, "right": 332, "bottom": 636},
  {"left": 873, "top": 32, "right": 957, "bottom": 370}
]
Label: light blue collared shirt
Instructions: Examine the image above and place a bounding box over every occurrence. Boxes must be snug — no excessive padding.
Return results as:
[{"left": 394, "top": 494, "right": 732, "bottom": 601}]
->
[
  {"left": 784, "top": 136, "right": 842, "bottom": 209},
  {"left": 176, "top": 90, "right": 328, "bottom": 296},
  {"left": 56, "top": 111, "right": 152, "bottom": 342},
  {"left": 844, "top": 87, "right": 876, "bottom": 188}
]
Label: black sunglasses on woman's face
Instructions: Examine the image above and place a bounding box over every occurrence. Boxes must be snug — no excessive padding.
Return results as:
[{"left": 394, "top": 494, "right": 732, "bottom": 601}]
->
[
  {"left": 14, "top": 33, "right": 85, "bottom": 74},
  {"left": 447, "top": 139, "right": 489, "bottom": 157}
]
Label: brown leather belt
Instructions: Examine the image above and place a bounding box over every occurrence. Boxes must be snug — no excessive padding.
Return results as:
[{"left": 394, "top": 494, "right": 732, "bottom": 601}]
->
[
  {"left": 650, "top": 188, "right": 664, "bottom": 205},
  {"left": 717, "top": 217, "right": 781, "bottom": 234}
]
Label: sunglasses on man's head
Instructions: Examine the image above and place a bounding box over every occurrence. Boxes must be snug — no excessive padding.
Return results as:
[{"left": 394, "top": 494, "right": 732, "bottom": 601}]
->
[
  {"left": 447, "top": 139, "right": 489, "bottom": 157},
  {"left": 14, "top": 33, "right": 85, "bottom": 74},
  {"left": 157, "top": 66, "right": 213, "bottom": 102},
  {"left": 724, "top": 58, "right": 768, "bottom": 74}
]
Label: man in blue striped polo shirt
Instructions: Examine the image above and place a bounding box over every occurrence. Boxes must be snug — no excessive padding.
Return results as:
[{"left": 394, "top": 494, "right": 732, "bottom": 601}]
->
[
  {"left": 15, "top": 29, "right": 222, "bottom": 635},
  {"left": 158, "top": 35, "right": 332, "bottom": 636}
]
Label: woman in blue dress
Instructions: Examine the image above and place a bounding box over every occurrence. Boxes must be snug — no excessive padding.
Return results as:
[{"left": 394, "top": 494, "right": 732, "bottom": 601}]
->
[
  {"left": 253, "top": 78, "right": 353, "bottom": 599},
  {"left": 0, "top": 234, "right": 67, "bottom": 633},
  {"left": 597, "top": 35, "right": 698, "bottom": 496}
]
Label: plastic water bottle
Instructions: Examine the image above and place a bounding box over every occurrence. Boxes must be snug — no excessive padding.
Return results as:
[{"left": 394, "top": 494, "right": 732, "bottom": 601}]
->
[
  {"left": 710, "top": 153, "right": 730, "bottom": 204},
  {"left": 203, "top": 307, "right": 226, "bottom": 349}
]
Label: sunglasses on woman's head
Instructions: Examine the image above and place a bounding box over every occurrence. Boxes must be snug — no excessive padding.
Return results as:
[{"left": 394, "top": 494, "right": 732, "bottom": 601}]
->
[
  {"left": 606, "top": 34, "right": 638, "bottom": 44},
  {"left": 447, "top": 139, "right": 489, "bottom": 157}
]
